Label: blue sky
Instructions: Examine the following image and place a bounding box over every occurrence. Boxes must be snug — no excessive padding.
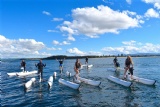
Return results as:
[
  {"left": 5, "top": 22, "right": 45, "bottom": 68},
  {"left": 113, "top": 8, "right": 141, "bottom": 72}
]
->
[{"left": 0, "top": 0, "right": 160, "bottom": 58}]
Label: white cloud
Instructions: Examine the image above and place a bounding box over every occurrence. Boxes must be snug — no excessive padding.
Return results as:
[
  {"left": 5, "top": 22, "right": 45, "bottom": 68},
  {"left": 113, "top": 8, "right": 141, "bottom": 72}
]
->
[
  {"left": 142, "top": 0, "right": 160, "bottom": 10},
  {"left": 123, "top": 10, "right": 136, "bottom": 16},
  {"left": 66, "top": 48, "right": 103, "bottom": 56},
  {"left": 145, "top": 8, "right": 160, "bottom": 18},
  {"left": 48, "top": 30, "right": 58, "bottom": 32},
  {"left": 42, "top": 11, "right": 51, "bottom": 16},
  {"left": 53, "top": 40, "right": 59, "bottom": 45},
  {"left": 62, "top": 41, "right": 70, "bottom": 45},
  {"left": 154, "top": 2, "right": 160, "bottom": 9},
  {"left": 102, "top": 0, "right": 114, "bottom": 5},
  {"left": 126, "top": 0, "right": 132, "bottom": 4},
  {"left": 0, "top": 35, "right": 51, "bottom": 58},
  {"left": 60, "top": 5, "right": 142, "bottom": 39},
  {"left": 57, "top": 48, "right": 62, "bottom": 50},
  {"left": 67, "top": 36, "right": 75, "bottom": 41},
  {"left": 122, "top": 40, "right": 136, "bottom": 46},
  {"left": 52, "top": 18, "right": 63, "bottom": 21},
  {"left": 46, "top": 47, "right": 57, "bottom": 51},
  {"left": 52, "top": 40, "right": 70, "bottom": 45},
  {"left": 46, "top": 47, "right": 62, "bottom": 51},
  {"left": 88, "top": 51, "right": 102, "bottom": 56},
  {"left": 66, "top": 48, "right": 86, "bottom": 55},
  {"left": 60, "top": 25, "right": 76, "bottom": 35},
  {"left": 102, "top": 40, "right": 160, "bottom": 55}
]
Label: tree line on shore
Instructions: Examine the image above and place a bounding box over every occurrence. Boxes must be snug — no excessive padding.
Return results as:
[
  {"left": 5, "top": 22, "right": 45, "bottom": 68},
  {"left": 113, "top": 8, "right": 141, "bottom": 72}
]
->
[{"left": 19, "top": 53, "right": 160, "bottom": 60}]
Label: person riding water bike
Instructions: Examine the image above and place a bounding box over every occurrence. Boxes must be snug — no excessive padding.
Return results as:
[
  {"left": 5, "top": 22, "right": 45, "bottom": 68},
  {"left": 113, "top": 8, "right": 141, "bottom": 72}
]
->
[
  {"left": 74, "top": 58, "right": 82, "bottom": 80},
  {"left": 56, "top": 58, "right": 65, "bottom": 72},
  {"left": 123, "top": 56, "right": 134, "bottom": 79}
]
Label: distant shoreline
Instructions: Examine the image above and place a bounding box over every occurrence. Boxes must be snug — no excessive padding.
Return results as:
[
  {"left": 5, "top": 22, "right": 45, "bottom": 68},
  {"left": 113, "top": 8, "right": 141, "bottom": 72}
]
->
[
  {"left": 1, "top": 55, "right": 159, "bottom": 60},
  {"left": 19, "top": 55, "right": 160, "bottom": 60}
]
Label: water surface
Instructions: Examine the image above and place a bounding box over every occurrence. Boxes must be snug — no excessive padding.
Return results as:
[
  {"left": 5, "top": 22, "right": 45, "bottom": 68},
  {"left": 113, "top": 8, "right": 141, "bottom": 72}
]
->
[{"left": 1, "top": 57, "right": 160, "bottom": 107}]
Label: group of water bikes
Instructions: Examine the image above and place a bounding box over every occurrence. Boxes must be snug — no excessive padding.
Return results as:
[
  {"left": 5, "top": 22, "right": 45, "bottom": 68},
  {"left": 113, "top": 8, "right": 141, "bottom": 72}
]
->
[
  {"left": 58, "top": 57, "right": 156, "bottom": 90},
  {"left": 7, "top": 57, "right": 156, "bottom": 90}
]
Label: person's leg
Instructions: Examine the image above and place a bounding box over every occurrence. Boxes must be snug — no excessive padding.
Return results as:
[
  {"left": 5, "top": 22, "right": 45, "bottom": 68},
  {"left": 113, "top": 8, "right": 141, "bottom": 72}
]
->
[
  {"left": 59, "top": 65, "right": 63, "bottom": 73},
  {"left": 75, "top": 69, "right": 79, "bottom": 79},
  {"left": 124, "top": 67, "right": 129, "bottom": 79},
  {"left": 41, "top": 70, "right": 43, "bottom": 79},
  {"left": 62, "top": 65, "right": 63, "bottom": 71},
  {"left": 24, "top": 66, "right": 26, "bottom": 72},
  {"left": 38, "top": 70, "right": 41, "bottom": 79},
  {"left": 130, "top": 68, "right": 133, "bottom": 79}
]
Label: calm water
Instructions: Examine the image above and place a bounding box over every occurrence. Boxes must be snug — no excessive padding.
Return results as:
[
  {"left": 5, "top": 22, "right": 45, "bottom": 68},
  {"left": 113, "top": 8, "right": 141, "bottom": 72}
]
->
[{"left": 1, "top": 57, "right": 160, "bottom": 107}]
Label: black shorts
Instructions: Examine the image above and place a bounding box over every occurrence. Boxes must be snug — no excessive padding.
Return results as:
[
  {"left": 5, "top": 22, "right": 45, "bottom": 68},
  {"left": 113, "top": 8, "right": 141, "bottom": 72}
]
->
[{"left": 129, "top": 67, "right": 134, "bottom": 75}]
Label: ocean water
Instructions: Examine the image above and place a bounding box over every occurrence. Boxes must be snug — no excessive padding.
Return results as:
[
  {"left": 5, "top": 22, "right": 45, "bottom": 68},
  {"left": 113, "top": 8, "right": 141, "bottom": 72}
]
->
[{"left": 0, "top": 57, "right": 160, "bottom": 107}]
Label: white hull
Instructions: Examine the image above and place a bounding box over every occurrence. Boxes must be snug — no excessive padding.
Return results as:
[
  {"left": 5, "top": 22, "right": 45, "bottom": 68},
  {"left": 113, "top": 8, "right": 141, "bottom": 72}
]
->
[
  {"left": 17, "top": 70, "right": 38, "bottom": 77},
  {"left": 81, "top": 64, "right": 87, "bottom": 67},
  {"left": 127, "top": 74, "right": 156, "bottom": 85},
  {"left": 59, "top": 78, "right": 80, "bottom": 90},
  {"left": 78, "top": 77, "right": 101, "bottom": 86},
  {"left": 48, "top": 76, "right": 53, "bottom": 87},
  {"left": 107, "top": 76, "right": 132, "bottom": 87},
  {"left": 7, "top": 67, "right": 25, "bottom": 76},
  {"left": 7, "top": 72, "right": 23, "bottom": 76},
  {"left": 25, "top": 78, "right": 36, "bottom": 89},
  {"left": 82, "top": 64, "right": 93, "bottom": 68},
  {"left": 88, "top": 64, "right": 93, "bottom": 68}
]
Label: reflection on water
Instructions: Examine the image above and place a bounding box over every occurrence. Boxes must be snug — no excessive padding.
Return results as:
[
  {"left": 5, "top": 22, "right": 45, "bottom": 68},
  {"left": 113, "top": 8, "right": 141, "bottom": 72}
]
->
[{"left": 1, "top": 57, "right": 160, "bottom": 106}]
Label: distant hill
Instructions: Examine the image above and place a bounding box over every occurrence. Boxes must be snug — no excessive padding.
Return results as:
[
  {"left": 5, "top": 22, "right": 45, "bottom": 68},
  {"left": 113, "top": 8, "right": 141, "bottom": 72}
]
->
[
  {"left": 17, "top": 53, "right": 160, "bottom": 60},
  {"left": 42, "top": 53, "right": 160, "bottom": 60},
  {"left": 43, "top": 55, "right": 104, "bottom": 60}
]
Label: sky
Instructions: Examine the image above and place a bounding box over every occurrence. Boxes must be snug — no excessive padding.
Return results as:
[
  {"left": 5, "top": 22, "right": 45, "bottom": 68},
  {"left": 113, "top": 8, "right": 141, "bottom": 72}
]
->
[{"left": 0, "top": 0, "right": 160, "bottom": 58}]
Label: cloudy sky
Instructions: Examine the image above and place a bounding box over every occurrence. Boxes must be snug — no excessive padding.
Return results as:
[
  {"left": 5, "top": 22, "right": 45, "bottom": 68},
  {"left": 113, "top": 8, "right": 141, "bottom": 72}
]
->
[{"left": 1, "top": 0, "right": 160, "bottom": 58}]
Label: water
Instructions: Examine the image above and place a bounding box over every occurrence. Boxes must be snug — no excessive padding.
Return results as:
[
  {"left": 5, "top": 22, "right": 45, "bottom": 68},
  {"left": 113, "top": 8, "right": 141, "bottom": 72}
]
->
[{"left": 1, "top": 57, "right": 160, "bottom": 107}]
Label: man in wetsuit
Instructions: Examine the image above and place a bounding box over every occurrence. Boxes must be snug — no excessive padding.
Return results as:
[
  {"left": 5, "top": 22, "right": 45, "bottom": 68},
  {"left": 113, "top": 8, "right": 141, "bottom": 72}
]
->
[
  {"left": 21, "top": 60, "right": 26, "bottom": 72},
  {"left": 35, "top": 59, "right": 46, "bottom": 80}
]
